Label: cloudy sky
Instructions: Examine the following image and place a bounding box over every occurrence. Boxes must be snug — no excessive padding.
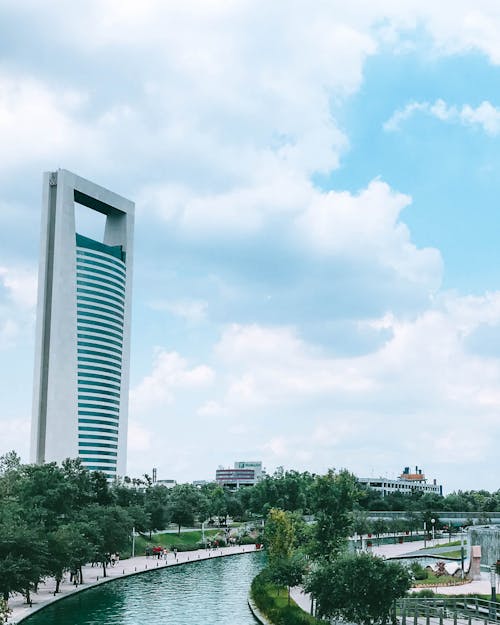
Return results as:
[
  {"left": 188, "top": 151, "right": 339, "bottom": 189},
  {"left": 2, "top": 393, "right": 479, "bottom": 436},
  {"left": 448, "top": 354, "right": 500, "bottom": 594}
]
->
[{"left": 1, "top": 1, "right": 500, "bottom": 492}]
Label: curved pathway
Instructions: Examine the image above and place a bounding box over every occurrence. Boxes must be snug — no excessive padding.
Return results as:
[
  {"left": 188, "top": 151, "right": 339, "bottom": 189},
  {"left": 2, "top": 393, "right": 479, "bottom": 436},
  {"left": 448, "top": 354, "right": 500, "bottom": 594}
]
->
[
  {"left": 7, "top": 544, "right": 259, "bottom": 624},
  {"left": 288, "top": 538, "right": 495, "bottom": 614}
]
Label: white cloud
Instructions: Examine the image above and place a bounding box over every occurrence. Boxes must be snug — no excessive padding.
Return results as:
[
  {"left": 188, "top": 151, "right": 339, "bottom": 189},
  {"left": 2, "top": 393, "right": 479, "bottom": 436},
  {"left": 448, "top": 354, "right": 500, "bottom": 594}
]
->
[
  {"left": 148, "top": 299, "right": 208, "bottom": 323},
  {"left": 0, "top": 265, "right": 37, "bottom": 309},
  {"left": 184, "top": 292, "right": 500, "bottom": 486},
  {"left": 127, "top": 421, "right": 152, "bottom": 453},
  {"left": 0, "top": 319, "right": 19, "bottom": 348},
  {"left": 0, "top": 264, "right": 37, "bottom": 349},
  {"left": 0, "top": 417, "right": 30, "bottom": 458},
  {"left": 0, "top": 72, "right": 96, "bottom": 173},
  {"left": 2, "top": 1, "right": 500, "bottom": 489},
  {"left": 385, "top": 98, "right": 500, "bottom": 135},
  {"left": 460, "top": 101, "right": 500, "bottom": 134},
  {"left": 130, "top": 349, "right": 215, "bottom": 415},
  {"left": 295, "top": 179, "right": 442, "bottom": 288},
  {"left": 215, "top": 323, "right": 376, "bottom": 407}
]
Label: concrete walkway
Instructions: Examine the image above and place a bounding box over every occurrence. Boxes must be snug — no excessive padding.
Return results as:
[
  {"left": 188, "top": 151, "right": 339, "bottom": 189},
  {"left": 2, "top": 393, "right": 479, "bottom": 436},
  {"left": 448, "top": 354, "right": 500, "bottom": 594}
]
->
[
  {"left": 6, "top": 544, "right": 259, "bottom": 624},
  {"left": 373, "top": 540, "right": 496, "bottom": 596},
  {"left": 289, "top": 539, "right": 495, "bottom": 615}
]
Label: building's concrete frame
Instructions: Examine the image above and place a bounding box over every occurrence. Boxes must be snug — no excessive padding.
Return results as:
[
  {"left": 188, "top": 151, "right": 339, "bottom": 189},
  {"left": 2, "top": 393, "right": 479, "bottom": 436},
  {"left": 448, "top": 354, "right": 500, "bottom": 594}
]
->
[{"left": 31, "top": 169, "right": 134, "bottom": 477}]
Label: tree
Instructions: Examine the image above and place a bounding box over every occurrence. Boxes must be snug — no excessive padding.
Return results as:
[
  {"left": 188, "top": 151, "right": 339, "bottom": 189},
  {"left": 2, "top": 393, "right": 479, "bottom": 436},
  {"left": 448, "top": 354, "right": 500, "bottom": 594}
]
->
[
  {"left": 85, "top": 506, "right": 133, "bottom": 577},
  {"left": 307, "top": 552, "right": 411, "bottom": 625},
  {"left": 208, "top": 486, "right": 242, "bottom": 526},
  {"left": 353, "top": 511, "right": 370, "bottom": 536},
  {"left": 372, "top": 518, "right": 388, "bottom": 538},
  {"left": 0, "top": 522, "right": 47, "bottom": 604},
  {"left": 144, "top": 485, "right": 170, "bottom": 537},
  {"left": 264, "top": 508, "right": 294, "bottom": 565},
  {"left": 15, "top": 463, "right": 75, "bottom": 531},
  {"left": 268, "top": 552, "right": 307, "bottom": 605},
  {"left": 168, "top": 484, "right": 201, "bottom": 534},
  {"left": 309, "top": 469, "right": 359, "bottom": 560},
  {"left": 47, "top": 523, "right": 94, "bottom": 589}
]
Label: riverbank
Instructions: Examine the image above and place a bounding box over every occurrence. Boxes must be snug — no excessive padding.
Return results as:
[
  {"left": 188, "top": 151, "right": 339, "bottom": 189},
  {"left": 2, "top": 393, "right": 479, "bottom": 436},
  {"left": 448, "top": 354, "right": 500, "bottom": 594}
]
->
[{"left": 6, "top": 544, "right": 259, "bottom": 625}]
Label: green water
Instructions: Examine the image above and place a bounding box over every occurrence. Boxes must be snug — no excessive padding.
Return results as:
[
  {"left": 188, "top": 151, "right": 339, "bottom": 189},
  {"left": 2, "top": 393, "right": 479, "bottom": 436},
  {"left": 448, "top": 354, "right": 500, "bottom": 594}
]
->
[{"left": 23, "top": 552, "right": 265, "bottom": 625}]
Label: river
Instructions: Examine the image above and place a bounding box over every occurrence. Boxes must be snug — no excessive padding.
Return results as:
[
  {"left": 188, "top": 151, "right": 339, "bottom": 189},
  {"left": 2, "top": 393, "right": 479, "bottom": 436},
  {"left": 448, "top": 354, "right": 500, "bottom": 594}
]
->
[{"left": 22, "top": 551, "right": 265, "bottom": 625}]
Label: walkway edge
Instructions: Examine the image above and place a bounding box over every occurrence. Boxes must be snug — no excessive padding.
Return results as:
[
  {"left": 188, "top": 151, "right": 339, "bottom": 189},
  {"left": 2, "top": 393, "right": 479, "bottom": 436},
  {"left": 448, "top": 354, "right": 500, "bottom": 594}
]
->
[
  {"left": 248, "top": 594, "right": 273, "bottom": 625},
  {"left": 7, "top": 546, "right": 260, "bottom": 625}
]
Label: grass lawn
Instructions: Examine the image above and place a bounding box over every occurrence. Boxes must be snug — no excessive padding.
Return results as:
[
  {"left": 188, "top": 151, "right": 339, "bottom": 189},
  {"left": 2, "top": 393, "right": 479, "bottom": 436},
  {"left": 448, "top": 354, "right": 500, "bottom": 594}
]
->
[
  {"left": 133, "top": 529, "right": 220, "bottom": 554},
  {"left": 413, "top": 572, "right": 463, "bottom": 587},
  {"left": 253, "top": 577, "right": 322, "bottom": 625},
  {"left": 438, "top": 550, "right": 462, "bottom": 559},
  {"left": 445, "top": 540, "right": 467, "bottom": 547},
  {"left": 419, "top": 540, "right": 466, "bottom": 551}
]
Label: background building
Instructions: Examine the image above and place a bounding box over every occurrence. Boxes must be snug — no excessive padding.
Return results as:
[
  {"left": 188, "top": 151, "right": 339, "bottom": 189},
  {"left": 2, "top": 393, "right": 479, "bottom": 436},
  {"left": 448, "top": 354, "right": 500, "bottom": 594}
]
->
[
  {"left": 215, "top": 460, "right": 264, "bottom": 489},
  {"left": 358, "top": 466, "right": 442, "bottom": 497},
  {"left": 31, "top": 169, "right": 134, "bottom": 479}
]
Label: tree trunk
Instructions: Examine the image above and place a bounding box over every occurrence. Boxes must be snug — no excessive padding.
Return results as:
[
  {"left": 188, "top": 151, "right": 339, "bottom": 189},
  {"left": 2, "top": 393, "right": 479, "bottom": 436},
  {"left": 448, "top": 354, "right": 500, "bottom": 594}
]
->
[
  {"left": 79, "top": 566, "right": 83, "bottom": 584},
  {"left": 55, "top": 577, "right": 61, "bottom": 594},
  {"left": 25, "top": 588, "right": 31, "bottom": 605},
  {"left": 288, "top": 586, "right": 291, "bottom": 606},
  {"left": 178, "top": 524, "right": 181, "bottom": 535},
  {"left": 102, "top": 560, "right": 107, "bottom": 578}
]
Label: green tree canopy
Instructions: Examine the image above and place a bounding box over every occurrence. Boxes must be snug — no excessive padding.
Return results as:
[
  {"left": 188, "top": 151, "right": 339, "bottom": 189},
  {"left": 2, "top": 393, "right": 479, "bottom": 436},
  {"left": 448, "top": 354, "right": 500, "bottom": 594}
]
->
[
  {"left": 309, "top": 469, "right": 359, "bottom": 560},
  {"left": 307, "top": 552, "right": 411, "bottom": 625}
]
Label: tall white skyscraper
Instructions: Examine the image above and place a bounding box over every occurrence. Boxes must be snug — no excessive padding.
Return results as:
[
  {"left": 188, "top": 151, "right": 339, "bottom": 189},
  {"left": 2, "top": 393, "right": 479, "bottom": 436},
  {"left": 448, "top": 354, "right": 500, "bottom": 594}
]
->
[{"left": 31, "top": 169, "right": 134, "bottom": 478}]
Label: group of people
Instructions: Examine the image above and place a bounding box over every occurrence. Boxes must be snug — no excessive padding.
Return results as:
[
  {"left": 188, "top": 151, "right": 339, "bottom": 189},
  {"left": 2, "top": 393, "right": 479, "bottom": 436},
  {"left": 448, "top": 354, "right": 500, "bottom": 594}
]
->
[{"left": 145, "top": 546, "right": 177, "bottom": 559}]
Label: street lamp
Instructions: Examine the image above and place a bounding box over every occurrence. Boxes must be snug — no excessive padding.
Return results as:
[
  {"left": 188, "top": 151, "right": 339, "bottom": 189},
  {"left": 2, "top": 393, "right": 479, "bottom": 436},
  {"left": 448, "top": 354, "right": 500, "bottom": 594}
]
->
[
  {"left": 431, "top": 518, "right": 436, "bottom": 547},
  {"left": 490, "top": 565, "right": 497, "bottom": 604},
  {"left": 460, "top": 528, "right": 465, "bottom": 579}
]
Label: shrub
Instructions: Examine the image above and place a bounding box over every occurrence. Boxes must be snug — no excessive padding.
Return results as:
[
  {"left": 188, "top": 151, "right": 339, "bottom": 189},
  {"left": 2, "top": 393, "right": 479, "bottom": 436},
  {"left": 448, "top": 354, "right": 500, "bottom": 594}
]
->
[
  {"left": 168, "top": 543, "right": 200, "bottom": 552},
  {"left": 239, "top": 535, "right": 257, "bottom": 545},
  {"left": 435, "top": 562, "right": 447, "bottom": 577},
  {"left": 410, "top": 589, "right": 435, "bottom": 598},
  {"left": 410, "top": 562, "right": 429, "bottom": 580}
]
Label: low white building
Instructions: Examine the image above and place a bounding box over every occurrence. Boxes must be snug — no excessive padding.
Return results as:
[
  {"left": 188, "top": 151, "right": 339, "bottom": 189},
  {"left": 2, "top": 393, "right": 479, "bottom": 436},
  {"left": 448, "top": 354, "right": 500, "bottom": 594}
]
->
[{"left": 358, "top": 466, "right": 442, "bottom": 497}]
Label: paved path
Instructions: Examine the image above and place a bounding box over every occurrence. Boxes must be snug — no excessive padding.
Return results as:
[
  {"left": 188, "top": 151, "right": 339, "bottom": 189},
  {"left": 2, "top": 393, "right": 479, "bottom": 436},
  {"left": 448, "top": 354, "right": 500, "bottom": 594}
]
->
[
  {"left": 6, "top": 544, "right": 259, "bottom": 625},
  {"left": 290, "top": 539, "right": 495, "bottom": 614},
  {"left": 373, "top": 540, "right": 496, "bottom": 596}
]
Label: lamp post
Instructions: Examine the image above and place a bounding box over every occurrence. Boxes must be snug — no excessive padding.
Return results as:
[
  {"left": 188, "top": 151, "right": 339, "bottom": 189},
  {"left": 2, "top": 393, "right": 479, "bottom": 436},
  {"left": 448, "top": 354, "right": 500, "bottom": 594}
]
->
[
  {"left": 424, "top": 521, "right": 427, "bottom": 548},
  {"left": 431, "top": 518, "right": 436, "bottom": 547},
  {"left": 491, "top": 565, "right": 497, "bottom": 603},
  {"left": 460, "top": 528, "right": 465, "bottom": 579}
]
